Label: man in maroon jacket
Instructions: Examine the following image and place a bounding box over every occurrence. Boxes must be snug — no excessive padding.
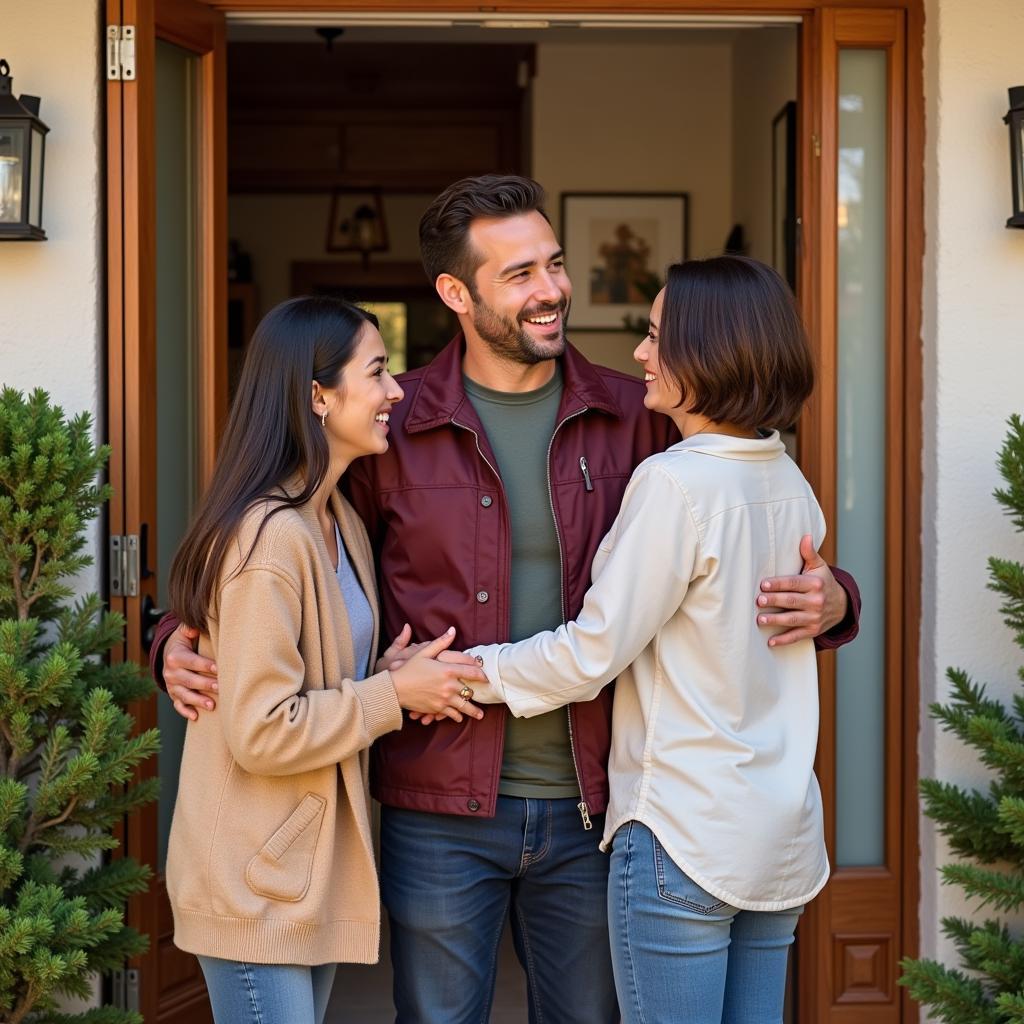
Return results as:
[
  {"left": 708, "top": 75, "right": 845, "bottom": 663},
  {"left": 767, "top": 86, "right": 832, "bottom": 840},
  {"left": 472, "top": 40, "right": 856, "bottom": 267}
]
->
[{"left": 153, "top": 176, "right": 860, "bottom": 1023}]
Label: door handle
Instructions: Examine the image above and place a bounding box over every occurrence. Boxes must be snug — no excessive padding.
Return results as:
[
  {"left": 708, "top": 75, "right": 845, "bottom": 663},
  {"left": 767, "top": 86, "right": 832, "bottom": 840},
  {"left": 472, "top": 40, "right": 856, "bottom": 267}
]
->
[{"left": 141, "top": 593, "right": 165, "bottom": 654}]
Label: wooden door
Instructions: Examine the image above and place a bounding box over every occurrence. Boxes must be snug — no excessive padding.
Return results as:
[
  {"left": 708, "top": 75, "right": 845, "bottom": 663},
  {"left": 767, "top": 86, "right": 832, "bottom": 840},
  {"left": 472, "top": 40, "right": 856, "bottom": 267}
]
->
[
  {"left": 796, "top": 7, "right": 914, "bottom": 1022},
  {"left": 106, "top": 0, "right": 227, "bottom": 1019}
]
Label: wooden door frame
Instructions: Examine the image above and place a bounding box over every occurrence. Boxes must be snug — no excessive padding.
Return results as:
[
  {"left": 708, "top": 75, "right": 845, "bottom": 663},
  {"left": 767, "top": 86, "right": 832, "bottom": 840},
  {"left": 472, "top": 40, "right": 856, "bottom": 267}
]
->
[
  {"left": 107, "top": 0, "right": 227, "bottom": 1019},
  {"left": 110, "top": 2, "right": 924, "bottom": 1021},
  {"left": 799, "top": 7, "right": 917, "bottom": 1021}
]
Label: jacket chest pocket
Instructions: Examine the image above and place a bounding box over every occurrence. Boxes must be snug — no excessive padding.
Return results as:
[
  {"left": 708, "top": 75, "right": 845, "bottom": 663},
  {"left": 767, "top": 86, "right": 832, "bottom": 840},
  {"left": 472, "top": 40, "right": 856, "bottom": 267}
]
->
[{"left": 246, "top": 793, "right": 327, "bottom": 902}]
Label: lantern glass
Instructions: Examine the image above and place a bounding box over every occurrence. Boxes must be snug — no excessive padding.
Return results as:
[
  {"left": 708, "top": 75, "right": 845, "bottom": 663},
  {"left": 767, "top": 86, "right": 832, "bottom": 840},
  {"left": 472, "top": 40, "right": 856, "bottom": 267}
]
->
[
  {"left": 0, "top": 125, "right": 25, "bottom": 223},
  {"left": 1017, "top": 118, "right": 1024, "bottom": 213},
  {"left": 28, "top": 124, "right": 42, "bottom": 227}
]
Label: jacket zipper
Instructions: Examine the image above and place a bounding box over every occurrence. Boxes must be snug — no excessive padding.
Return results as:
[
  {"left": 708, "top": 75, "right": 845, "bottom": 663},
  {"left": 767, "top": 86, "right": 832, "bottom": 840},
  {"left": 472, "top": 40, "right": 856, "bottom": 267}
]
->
[
  {"left": 547, "top": 409, "right": 594, "bottom": 830},
  {"left": 579, "top": 456, "right": 594, "bottom": 492}
]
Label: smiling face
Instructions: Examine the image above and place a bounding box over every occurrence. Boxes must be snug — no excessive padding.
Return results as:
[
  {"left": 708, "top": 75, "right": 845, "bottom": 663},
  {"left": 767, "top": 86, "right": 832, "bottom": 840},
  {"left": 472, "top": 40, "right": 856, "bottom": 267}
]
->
[
  {"left": 458, "top": 211, "right": 572, "bottom": 365},
  {"left": 315, "top": 322, "right": 404, "bottom": 463},
  {"left": 633, "top": 287, "right": 685, "bottom": 417}
]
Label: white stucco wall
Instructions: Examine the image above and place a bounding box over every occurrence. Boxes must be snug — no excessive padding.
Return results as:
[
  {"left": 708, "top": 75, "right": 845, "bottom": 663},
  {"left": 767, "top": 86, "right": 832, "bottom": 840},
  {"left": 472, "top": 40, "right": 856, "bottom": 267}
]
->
[
  {"left": 919, "top": 0, "right": 1024, "bottom": 984},
  {"left": 0, "top": 2, "right": 104, "bottom": 1012},
  {"left": 0, "top": 0, "right": 104, "bottom": 608}
]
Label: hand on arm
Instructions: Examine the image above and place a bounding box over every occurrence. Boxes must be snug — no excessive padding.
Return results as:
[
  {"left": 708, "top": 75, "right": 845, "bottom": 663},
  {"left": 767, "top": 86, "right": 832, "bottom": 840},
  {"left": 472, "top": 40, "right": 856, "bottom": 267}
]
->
[
  {"left": 756, "top": 535, "right": 853, "bottom": 648},
  {"left": 164, "top": 623, "right": 219, "bottom": 721}
]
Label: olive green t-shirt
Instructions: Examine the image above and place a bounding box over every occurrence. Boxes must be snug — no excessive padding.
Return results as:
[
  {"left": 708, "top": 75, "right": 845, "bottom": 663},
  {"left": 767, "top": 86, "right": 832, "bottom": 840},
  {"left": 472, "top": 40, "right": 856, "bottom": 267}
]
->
[{"left": 464, "top": 369, "right": 580, "bottom": 799}]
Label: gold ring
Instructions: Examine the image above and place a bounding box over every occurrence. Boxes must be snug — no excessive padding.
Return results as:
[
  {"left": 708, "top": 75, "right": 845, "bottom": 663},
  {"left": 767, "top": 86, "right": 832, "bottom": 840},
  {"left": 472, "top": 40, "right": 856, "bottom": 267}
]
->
[{"left": 459, "top": 685, "right": 474, "bottom": 701}]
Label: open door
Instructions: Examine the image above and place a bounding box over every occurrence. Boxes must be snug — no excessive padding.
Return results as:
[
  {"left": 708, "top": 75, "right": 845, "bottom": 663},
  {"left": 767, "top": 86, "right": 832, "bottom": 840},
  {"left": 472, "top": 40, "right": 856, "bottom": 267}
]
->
[
  {"left": 797, "top": 8, "right": 911, "bottom": 1022},
  {"left": 106, "top": 0, "right": 226, "bottom": 1019}
]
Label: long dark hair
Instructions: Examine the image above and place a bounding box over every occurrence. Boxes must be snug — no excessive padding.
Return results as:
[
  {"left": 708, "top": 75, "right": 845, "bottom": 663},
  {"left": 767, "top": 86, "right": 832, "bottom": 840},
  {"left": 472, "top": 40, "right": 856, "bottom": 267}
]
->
[{"left": 168, "top": 295, "right": 378, "bottom": 631}]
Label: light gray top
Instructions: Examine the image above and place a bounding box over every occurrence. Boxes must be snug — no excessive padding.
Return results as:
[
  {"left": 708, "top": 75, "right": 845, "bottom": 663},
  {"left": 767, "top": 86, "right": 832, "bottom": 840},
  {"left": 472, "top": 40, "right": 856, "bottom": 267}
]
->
[{"left": 334, "top": 519, "right": 374, "bottom": 680}]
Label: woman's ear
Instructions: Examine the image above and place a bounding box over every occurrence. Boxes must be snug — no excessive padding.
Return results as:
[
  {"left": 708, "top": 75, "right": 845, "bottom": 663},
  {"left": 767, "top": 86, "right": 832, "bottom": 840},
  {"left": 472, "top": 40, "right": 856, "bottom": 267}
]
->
[{"left": 310, "top": 381, "right": 328, "bottom": 420}]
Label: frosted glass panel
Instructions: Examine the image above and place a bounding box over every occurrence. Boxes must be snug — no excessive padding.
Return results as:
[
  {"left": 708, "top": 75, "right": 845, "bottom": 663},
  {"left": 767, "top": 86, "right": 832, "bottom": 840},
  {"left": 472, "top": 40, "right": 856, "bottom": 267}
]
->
[
  {"left": 835, "top": 49, "right": 887, "bottom": 868},
  {"left": 155, "top": 40, "right": 199, "bottom": 875}
]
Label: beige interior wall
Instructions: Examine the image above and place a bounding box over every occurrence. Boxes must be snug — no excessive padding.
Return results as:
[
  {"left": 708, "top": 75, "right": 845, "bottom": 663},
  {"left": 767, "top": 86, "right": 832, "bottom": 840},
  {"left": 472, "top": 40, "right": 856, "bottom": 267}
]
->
[
  {"left": 532, "top": 38, "right": 734, "bottom": 374},
  {"left": 730, "top": 29, "right": 798, "bottom": 266}
]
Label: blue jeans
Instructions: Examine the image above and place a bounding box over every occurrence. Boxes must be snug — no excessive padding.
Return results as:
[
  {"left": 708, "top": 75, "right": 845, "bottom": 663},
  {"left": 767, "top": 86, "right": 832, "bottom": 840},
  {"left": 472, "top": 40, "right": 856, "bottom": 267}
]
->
[
  {"left": 608, "top": 822, "right": 802, "bottom": 1024},
  {"left": 198, "top": 956, "right": 336, "bottom": 1024},
  {"left": 381, "top": 797, "right": 618, "bottom": 1024}
]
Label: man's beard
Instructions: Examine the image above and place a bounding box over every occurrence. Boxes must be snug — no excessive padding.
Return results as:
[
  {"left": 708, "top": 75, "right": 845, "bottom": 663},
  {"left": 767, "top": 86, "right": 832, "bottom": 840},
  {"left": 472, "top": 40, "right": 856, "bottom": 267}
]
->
[{"left": 470, "top": 294, "right": 570, "bottom": 366}]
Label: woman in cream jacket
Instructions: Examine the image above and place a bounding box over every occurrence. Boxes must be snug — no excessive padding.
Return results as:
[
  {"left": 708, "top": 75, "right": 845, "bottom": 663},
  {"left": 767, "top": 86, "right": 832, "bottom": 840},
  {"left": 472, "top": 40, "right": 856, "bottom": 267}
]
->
[
  {"left": 165, "top": 296, "right": 486, "bottom": 1024},
  {"left": 466, "top": 257, "right": 831, "bottom": 1024}
]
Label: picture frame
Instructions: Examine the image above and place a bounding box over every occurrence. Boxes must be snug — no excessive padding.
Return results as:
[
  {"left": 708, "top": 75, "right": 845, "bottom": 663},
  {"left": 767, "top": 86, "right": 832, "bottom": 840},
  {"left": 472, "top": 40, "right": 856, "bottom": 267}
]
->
[
  {"left": 326, "top": 189, "right": 389, "bottom": 261},
  {"left": 772, "top": 101, "right": 798, "bottom": 290},
  {"left": 560, "top": 192, "right": 689, "bottom": 330}
]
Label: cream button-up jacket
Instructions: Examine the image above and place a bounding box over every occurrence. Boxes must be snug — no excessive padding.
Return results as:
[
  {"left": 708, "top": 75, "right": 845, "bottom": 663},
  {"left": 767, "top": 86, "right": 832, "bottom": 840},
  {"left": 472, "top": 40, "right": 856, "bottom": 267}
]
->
[{"left": 469, "top": 431, "right": 829, "bottom": 911}]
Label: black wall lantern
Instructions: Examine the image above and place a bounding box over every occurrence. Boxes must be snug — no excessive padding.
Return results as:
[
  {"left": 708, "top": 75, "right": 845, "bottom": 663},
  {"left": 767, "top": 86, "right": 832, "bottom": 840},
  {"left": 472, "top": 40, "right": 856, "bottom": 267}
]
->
[
  {"left": 1005, "top": 86, "right": 1024, "bottom": 230},
  {"left": 0, "top": 59, "right": 48, "bottom": 241}
]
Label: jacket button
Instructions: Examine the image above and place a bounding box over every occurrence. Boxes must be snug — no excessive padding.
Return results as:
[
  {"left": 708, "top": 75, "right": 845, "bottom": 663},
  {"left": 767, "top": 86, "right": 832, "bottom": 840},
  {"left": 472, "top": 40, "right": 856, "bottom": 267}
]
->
[
  {"left": 467, "top": 799, "right": 480, "bottom": 812},
  {"left": 476, "top": 590, "right": 489, "bottom": 603},
  {"left": 480, "top": 495, "right": 493, "bottom": 507}
]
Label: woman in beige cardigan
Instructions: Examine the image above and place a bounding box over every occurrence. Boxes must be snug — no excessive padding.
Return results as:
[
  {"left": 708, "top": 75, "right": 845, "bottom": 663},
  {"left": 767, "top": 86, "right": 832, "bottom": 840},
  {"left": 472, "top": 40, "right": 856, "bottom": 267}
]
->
[{"left": 165, "top": 296, "right": 486, "bottom": 1024}]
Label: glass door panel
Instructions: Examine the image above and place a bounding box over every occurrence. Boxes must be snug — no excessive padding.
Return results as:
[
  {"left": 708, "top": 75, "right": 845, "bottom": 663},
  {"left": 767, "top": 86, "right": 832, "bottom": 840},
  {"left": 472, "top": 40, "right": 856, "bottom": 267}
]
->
[
  {"left": 797, "top": 10, "right": 906, "bottom": 1023},
  {"left": 835, "top": 48, "right": 888, "bottom": 869}
]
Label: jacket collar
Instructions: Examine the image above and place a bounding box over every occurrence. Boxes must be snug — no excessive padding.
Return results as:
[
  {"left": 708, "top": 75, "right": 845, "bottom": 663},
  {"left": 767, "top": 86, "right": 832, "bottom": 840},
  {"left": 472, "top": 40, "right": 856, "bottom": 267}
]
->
[{"left": 403, "top": 333, "right": 623, "bottom": 434}]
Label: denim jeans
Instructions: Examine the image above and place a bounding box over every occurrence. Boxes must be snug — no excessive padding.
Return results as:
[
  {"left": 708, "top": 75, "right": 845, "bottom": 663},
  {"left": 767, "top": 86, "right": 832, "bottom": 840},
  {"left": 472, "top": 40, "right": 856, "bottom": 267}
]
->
[
  {"left": 381, "top": 796, "right": 618, "bottom": 1024},
  {"left": 608, "top": 822, "right": 802, "bottom": 1024},
  {"left": 198, "top": 955, "right": 336, "bottom": 1024}
]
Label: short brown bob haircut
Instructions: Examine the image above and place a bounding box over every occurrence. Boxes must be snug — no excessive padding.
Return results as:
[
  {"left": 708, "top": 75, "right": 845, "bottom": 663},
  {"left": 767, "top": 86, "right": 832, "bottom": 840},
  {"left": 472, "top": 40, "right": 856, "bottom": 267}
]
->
[
  {"left": 658, "top": 256, "right": 814, "bottom": 431},
  {"left": 419, "top": 174, "right": 549, "bottom": 295}
]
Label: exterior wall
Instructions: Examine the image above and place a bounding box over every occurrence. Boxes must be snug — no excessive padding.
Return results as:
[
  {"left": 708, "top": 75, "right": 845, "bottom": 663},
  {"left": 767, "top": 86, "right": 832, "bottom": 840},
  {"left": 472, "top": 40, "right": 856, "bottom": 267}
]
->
[
  {"left": 0, "top": 0, "right": 104, "bottom": 597},
  {"left": 0, "top": 1, "right": 104, "bottom": 1012},
  {"left": 919, "top": 0, "right": 1024, "bottom": 988}
]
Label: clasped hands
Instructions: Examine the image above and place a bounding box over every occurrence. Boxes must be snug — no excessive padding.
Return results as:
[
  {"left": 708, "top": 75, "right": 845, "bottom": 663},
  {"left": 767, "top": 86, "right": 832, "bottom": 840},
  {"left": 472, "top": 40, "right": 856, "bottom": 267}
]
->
[{"left": 164, "top": 535, "right": 847, "bottom": 723}]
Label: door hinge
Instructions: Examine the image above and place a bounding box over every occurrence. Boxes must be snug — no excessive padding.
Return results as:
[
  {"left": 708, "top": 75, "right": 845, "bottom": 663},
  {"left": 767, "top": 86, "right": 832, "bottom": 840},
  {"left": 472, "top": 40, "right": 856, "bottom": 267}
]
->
[
  {"left": 111, "top": 968, "right": 140, "bottom": 1013},
  {"left": 813, "top": 133, "right": 822, "bottom": 158},
  {"left": 106, "top": 25, "right": 136, "bottom": 82},
  {"left": 109, "top": 534, "right": 140, "bottom": 598}
]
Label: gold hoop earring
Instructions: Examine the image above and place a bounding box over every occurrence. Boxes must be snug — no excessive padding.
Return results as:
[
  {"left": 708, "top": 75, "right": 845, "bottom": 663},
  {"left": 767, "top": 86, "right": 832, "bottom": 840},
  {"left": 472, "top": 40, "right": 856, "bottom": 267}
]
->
[{"left": 321, "top": 410, "right": 328, "bottom": 427}]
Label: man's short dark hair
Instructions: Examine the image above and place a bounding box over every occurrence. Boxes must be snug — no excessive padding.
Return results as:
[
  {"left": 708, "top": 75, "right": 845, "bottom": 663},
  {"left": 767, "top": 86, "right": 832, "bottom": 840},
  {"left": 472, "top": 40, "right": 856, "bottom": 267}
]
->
[
  {"left": 659, "top": 256, "right": 814, "bottom": 431},
  {"left": 419, "top": 175, "right": 549, "bottom": 295}
]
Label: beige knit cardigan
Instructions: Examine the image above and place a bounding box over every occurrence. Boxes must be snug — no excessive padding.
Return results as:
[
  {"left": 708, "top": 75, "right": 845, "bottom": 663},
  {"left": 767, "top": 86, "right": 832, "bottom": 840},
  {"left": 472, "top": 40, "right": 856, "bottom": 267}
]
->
[{"left": 166, "top": 486, "right": 403, "bottom": 966}]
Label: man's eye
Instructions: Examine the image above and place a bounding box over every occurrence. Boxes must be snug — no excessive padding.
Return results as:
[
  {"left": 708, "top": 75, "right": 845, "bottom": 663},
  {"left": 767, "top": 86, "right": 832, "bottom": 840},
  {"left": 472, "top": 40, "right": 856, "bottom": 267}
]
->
[{"left": 550, "top": 260, "right": 565, "bottom": 271}]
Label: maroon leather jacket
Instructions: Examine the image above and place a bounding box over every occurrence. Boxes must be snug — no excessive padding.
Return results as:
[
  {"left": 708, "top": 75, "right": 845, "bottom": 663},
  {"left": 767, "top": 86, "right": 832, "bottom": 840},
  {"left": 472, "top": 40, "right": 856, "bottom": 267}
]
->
[{"left": 151, "top": 336, "right": 861, "bottom": 821}]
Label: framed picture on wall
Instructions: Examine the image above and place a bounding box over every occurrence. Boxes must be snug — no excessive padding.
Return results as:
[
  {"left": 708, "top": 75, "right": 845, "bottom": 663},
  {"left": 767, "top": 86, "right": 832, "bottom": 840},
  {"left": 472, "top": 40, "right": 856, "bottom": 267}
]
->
[
  {"left": 772, "top": 102, "right": 798, "bottom": 290},
  {"left": 326, "top": 189, "right": 389, "bottom": 265},
  {"left": 560, "top": 192, "right": 689, "bottom": 330}
]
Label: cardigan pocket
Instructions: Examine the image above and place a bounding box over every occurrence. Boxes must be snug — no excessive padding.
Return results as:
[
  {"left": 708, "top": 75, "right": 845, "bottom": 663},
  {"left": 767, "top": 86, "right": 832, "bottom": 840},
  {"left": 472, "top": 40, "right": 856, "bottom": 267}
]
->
[{"left": 245, "top": 793, "right": 327, "bottom": 902}]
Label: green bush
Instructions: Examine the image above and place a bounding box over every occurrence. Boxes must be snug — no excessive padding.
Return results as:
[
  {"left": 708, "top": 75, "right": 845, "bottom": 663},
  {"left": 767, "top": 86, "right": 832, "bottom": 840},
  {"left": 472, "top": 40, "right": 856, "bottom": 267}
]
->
[
  {"left": 900, "top": 414, "right": 1024, "bottom": 1023},
  {"left": 0, "top": 388, "right": 159, "bottom": 1024}
]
